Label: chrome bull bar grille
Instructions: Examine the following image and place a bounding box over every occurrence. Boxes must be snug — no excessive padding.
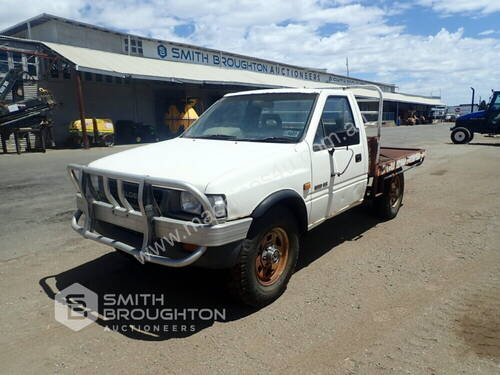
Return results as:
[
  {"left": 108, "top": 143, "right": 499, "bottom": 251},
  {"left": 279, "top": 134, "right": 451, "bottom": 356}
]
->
[{"left": 67, "top": 163, "right": 217, "bottom": 267}]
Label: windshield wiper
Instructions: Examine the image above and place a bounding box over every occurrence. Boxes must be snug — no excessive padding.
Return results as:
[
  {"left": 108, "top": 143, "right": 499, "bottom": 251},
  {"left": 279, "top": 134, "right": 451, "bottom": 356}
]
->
[
  {"left": 193, "top": 134, "right": 238, "bottom": 140},
  {"left": 247, "top": 136, "right": 296, "bottom": 143}
]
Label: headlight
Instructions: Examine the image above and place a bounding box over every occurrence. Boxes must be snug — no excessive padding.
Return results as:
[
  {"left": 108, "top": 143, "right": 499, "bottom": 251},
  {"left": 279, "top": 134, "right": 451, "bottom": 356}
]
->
[
  {"left": 180, "top": 191, "right": 202, "bottom": 215},
  {"left": 180, "top": 192, "right": 227, "bottom": 219},
  {"left": 208, "top": 195, "right": 227, "bottom": 219}
]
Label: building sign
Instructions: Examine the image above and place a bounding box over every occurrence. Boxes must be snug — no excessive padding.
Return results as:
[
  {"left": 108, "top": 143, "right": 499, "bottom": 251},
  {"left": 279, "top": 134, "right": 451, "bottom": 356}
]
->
[{"left": 143, "top": 40, "right": 395, "bottom": 92}]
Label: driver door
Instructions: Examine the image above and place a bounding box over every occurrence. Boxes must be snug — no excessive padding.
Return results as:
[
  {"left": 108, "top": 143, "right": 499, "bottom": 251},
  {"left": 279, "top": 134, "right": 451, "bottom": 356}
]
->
[
  {"left": 487, "top": 93, "right": 500, "bottom": 134},
  {"left": 309, "top": 96, "right": 368, "bottom": 225}
]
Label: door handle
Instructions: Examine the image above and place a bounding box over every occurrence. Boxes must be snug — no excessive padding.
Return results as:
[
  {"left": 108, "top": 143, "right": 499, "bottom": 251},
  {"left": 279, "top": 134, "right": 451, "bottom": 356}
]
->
[{"left": 355, "top": 153, "right": 362, "bottom": 162}]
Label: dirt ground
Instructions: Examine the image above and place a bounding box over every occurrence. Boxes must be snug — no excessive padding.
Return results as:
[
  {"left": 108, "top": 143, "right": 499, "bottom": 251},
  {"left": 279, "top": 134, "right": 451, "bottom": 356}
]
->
[{"left": 0, "top": 124, "right": 499, "bottom": 374}]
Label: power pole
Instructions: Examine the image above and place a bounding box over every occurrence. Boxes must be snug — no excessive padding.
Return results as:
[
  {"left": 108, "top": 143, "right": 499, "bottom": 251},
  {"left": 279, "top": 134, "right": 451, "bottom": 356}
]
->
[
  {"left": 470, "top": 87, "right": 475, "bottom": 114},
  {"left": 346, "top": 57, "right": 349, "bottom": 77}
]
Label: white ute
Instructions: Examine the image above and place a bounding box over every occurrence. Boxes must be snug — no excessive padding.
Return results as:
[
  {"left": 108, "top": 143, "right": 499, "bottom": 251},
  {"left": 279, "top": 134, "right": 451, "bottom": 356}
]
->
[{"left": 68, "top": 86, "right": 425, "bottom": 306}]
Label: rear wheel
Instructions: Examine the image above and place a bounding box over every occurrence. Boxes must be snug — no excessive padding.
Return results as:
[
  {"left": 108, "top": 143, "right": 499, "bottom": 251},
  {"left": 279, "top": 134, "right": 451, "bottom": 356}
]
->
[
  {"left": 374, "top": 172, "right": 405, "bottom": 220},
  {"left": 228, "top": 207, "right": 299, "bottom": 307},
  {"left": 102, "top": 134, "right": 114, "bottom": 147},
  {"left": 451, "top": 128, "right": 471, "bottom": 144}
]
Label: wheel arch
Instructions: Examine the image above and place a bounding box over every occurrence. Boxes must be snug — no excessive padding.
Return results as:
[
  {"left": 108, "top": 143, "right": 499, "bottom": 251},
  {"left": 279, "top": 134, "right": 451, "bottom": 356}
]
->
[{"left": 249, "top": 189, "right": 308, "bottom": 236}]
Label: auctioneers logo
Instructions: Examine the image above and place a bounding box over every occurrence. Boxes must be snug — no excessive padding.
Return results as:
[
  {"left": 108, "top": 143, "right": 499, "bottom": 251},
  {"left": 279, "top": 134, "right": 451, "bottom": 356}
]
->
[
  {"left": 54, "top": 283, "right": 98, "bottom": 331},
  {"left": 54, "top": 283, "right": 227, "bottom": 334}
]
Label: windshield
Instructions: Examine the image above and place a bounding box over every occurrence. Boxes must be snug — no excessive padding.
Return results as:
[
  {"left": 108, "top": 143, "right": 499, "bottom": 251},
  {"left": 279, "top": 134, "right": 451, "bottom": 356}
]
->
[{"left": 182, "top": 93, "right": 317, "bottom": 143}]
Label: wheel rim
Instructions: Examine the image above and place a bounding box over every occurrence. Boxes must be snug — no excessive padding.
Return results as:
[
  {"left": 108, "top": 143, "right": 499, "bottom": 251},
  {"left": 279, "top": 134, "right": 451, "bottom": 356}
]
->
[
  {"left": 255, "top": 227, "right": 289, "bottom": 286},
  {"left": 455, "top": 131, "right": 466, "bottom": 142},
  {"left": 389, "top": 175, "right": 402, "bottom": 207}
]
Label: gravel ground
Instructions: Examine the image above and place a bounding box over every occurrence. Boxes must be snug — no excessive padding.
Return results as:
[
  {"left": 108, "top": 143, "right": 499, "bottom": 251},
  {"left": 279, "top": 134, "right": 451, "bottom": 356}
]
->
[{"left": 0, "top": 124, "right": 499, "bottom": 374}]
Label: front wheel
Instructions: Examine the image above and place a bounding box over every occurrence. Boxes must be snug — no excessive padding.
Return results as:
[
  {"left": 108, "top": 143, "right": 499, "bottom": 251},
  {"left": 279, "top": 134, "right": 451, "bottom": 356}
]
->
[
  {"left": 228, "top": 207, "right": 299, "bottom": 307},
  {"left": 374, "top": 172, "right": 405, "bottom": 220},
  {"left": 451, "top": 127, "right": 471, "bottom": 144}
]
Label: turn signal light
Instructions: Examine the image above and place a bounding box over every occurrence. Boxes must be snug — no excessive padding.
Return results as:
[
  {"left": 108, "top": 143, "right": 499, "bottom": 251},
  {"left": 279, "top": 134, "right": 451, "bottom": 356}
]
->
[{"left": 181, "top": 243, "right": 198, "bottom": 252}]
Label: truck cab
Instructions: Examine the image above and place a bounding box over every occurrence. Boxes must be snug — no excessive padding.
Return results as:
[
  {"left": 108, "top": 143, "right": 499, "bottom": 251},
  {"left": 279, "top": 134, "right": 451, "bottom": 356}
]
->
[
  {"left": 451, "top": 91, "right": 500, "bottom": 144},
  {"left": 68, "top": 87, "right": 425, "bottom": 306}
]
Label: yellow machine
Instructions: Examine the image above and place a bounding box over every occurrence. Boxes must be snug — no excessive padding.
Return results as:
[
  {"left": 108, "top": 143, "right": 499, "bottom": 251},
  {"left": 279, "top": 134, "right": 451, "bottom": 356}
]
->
[
  {"left": 69, "top": 118, "right": 115, "bottom": 146},
  {"left": 164, "top": 98, "right": 199, "bottom": 135}
]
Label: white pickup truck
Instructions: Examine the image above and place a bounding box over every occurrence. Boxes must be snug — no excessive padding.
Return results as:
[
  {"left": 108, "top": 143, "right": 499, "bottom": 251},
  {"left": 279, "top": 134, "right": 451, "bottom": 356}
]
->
[{"left": 68, "top": 86, "right": 425, "bottom": 306}]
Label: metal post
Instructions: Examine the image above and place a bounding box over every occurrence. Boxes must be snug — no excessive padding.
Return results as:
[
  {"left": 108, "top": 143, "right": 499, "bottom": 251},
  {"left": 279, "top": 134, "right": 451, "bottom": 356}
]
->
[
  {"left": 343, "top": 84, "right": 383, "bottom": 163},
  {"left": 470, "top": 87, "right": 475, "bottom": 114},
  {"left": 92, "top": 118, "right": 98, "bottom": 143},
  {"left": 26, "top": 22, "right": 32, "bottom": 39},
  {"left": 396, "top": 101, "right": 399, "bottom": 126},
  {"left": 75, "top": 71, "right": 89, "bottom": 149}
]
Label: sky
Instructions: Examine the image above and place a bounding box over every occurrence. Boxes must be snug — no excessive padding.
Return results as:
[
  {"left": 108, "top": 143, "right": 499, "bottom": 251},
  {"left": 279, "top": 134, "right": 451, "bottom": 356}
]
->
[{"left": 1, "top": 0, "right": 499, "bottom": 105}]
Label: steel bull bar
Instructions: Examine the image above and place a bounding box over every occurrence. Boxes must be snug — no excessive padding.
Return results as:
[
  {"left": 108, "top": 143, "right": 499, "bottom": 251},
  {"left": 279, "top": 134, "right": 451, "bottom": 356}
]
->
[{"left": 68, "top": 164, "right": 221, "bottom": 267}]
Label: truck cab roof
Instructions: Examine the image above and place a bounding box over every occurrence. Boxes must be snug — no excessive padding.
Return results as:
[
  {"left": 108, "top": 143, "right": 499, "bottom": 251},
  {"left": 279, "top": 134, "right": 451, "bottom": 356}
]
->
[{"left": 224, "top": 88, "right": 350, "bottom": 97}]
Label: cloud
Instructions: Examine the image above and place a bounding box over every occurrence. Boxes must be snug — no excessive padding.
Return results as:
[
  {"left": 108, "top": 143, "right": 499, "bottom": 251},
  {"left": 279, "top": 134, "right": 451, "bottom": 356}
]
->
[
  {"left": 416, "top": 0, "right": 500, "bottom": 15},
  {"left": 478, "top": 29, "right": 498, "bottom": 36},
  {"left": 0, "top": 0, "right": 499, "bottom": 104}
]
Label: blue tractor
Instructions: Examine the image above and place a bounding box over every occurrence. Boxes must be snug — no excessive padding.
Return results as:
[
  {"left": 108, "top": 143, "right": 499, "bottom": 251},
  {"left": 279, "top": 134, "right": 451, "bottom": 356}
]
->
[{"left": 450, "top": 91, "right": 500, "bottom": 144}]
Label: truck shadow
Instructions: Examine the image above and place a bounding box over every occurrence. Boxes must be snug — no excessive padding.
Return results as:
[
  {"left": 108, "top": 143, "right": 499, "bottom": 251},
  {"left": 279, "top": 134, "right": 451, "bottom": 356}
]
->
[
  {"left": 298, "top": 205, "right": 380, "bottom": 271},
  {"left": 39, "top": 205, "right": 381, "bottom": 342}
]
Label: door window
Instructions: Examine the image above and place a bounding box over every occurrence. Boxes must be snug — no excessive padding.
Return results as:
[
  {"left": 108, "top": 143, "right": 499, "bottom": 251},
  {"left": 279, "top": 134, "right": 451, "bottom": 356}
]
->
[
  {"left": 490, "top": 94, "right": 500, "bottom": 111},
  {"left": 490, "top": 94, "right": 500, "bottom": 126},
  {"left": 320, "top": 96, "right": 359, "bottom": 147}
]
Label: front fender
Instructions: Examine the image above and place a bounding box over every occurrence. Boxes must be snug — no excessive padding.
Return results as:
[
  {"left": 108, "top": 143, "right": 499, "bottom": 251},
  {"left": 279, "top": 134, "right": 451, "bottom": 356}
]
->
[{"left": 250, "top": 189, "right": 308, "bottom": 235}]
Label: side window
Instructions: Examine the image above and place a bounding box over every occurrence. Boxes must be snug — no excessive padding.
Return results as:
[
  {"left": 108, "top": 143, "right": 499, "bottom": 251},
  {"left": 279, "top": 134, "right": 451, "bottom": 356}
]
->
[
  {"left": 491, "top": 94, "right": 500, "bottom": 111},
  {"left": 320, "top": 96, "right": 359, "bottom": 147}
]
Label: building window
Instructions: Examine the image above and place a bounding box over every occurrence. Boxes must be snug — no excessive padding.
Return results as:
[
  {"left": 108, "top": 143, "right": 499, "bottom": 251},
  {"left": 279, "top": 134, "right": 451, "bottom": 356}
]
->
[
  {"left": 50, "top": 61, "right": 59, "bottom": 78},
  {"left": 0, "top": 51, "right": 8, "bottom": 73},
  {"left": 95, "top": 73, "right": 103, "bottom": 82},
  {"left": 105, "top": 75, "right": 112, "bottom": 83},
  {"left": 84, "top": 72, "right": 93, "bottom": 81},
  {"left": 12, "top": 52, "right": 23, "bottom": 71},
  {"left": 61, "top": 62, "right": 71, "bottom": 79},
  {"left": 115, "top": 76, "right": 122, "bottom": 84},
  {"left": 27, "top": 55, "right": 38, "bottom": 77},
  {"left": 123, "top": 37, "right": 143, "bottom": 56}
]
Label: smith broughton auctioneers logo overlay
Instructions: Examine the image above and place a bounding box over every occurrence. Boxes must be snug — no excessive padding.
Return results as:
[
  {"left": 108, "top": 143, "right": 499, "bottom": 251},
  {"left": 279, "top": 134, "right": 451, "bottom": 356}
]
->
[
  {"left": 54, "top": 283, "right": 226, "bottom": 333},
  {"left": 54, "top": 283, "right": 98, "bottom": 331}
]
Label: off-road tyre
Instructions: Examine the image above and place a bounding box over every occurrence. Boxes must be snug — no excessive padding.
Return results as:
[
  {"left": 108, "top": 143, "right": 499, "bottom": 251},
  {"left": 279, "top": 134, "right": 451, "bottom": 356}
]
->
[
  {"left": 374, "top": 172, "right": 405, "bottom": 220},
  {"left": 228, "top": 207, "right": 299, "bottom": 307}
]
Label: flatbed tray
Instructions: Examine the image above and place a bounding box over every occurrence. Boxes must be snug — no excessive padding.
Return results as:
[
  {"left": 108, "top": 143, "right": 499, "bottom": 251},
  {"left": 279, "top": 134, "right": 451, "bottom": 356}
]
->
[{"left": 367, "top": 137, "right": 426, "bottom": 177}]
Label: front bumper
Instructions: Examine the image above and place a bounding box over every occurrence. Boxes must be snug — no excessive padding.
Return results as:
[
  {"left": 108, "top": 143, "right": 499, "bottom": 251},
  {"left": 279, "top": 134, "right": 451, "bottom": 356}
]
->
[{"left": 68, "top": 164, "right": 252, "bottom": 267}]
